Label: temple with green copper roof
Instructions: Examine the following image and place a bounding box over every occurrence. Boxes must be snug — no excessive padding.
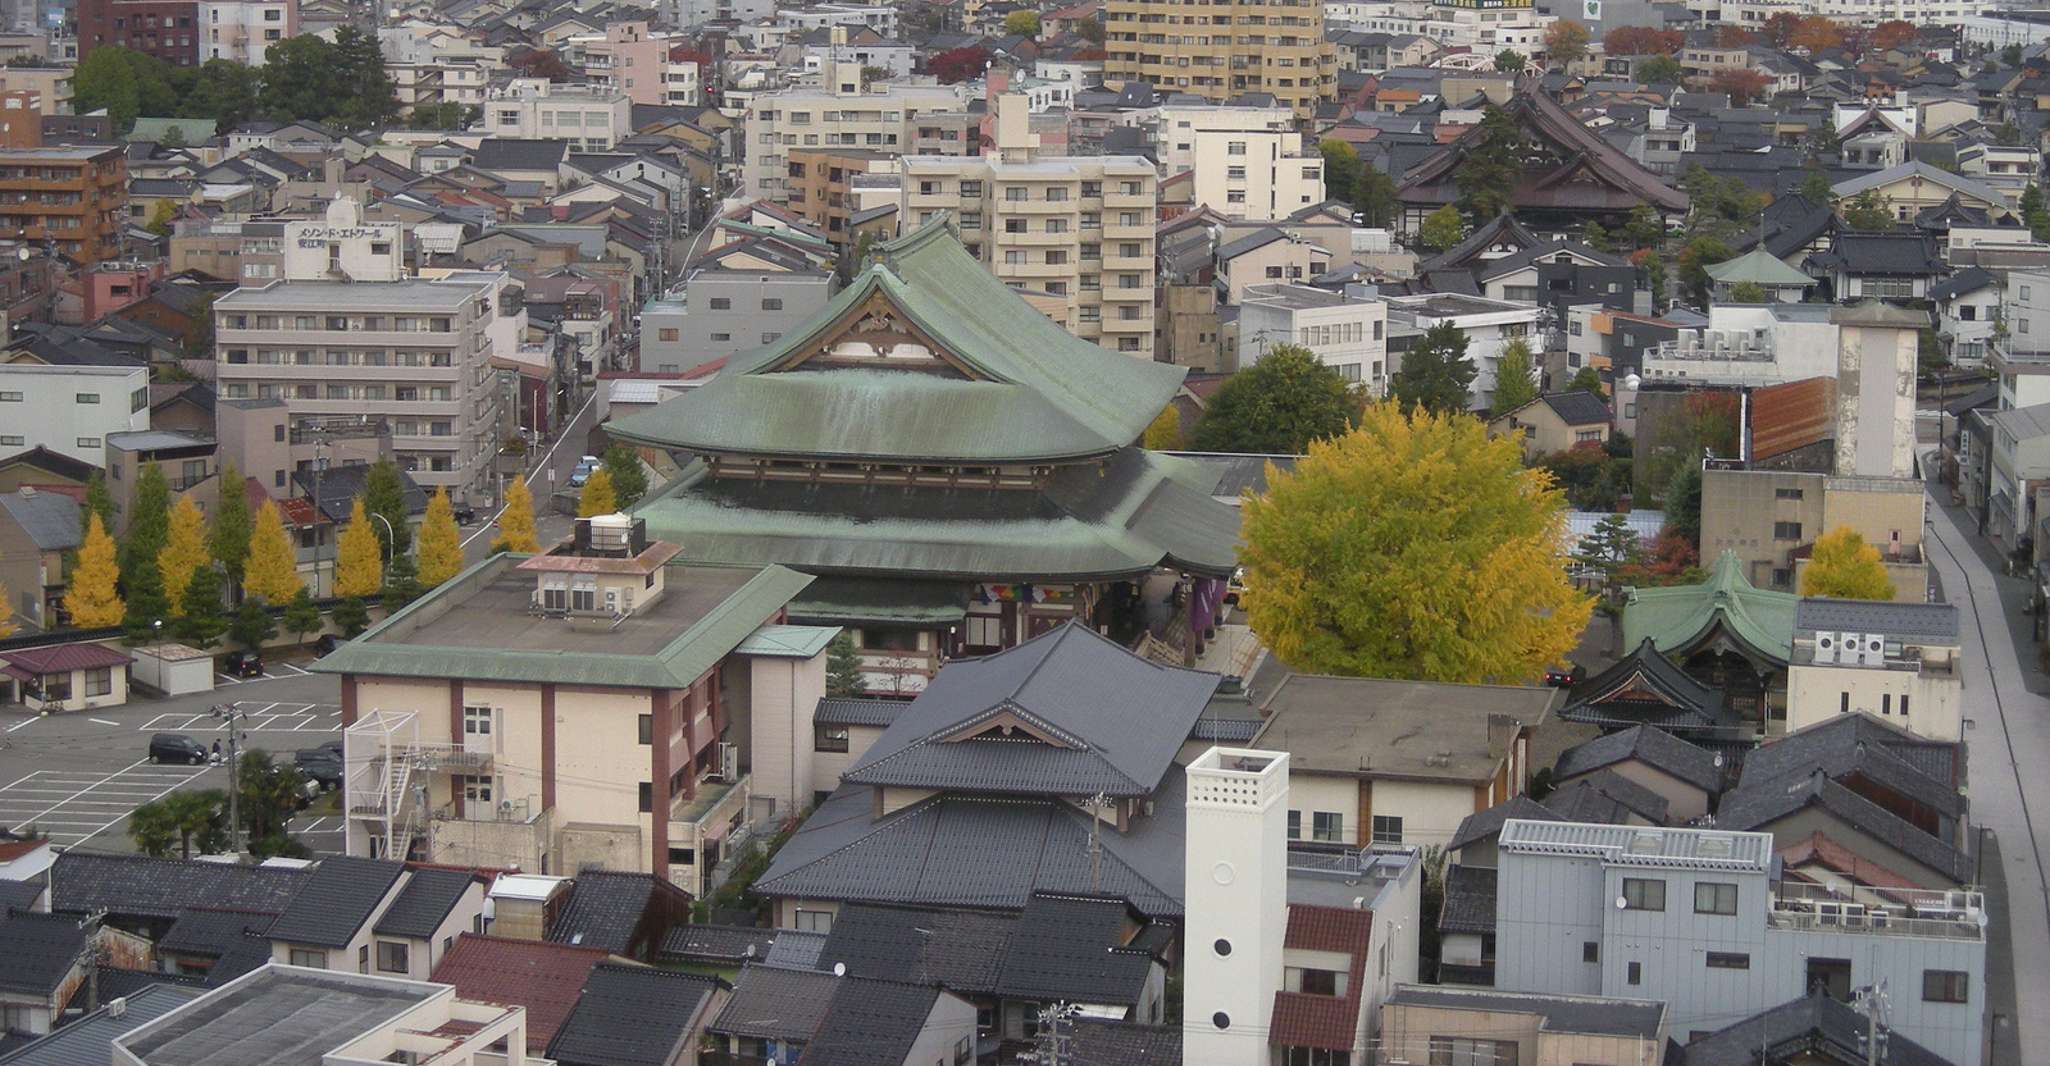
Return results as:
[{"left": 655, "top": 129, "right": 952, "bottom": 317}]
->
[
  {"left": 609, "top": 219, "right": 1241, "bottom": 692},
  {"left": 1620, "top": 550, "right": 1798, "bottom": 728}
]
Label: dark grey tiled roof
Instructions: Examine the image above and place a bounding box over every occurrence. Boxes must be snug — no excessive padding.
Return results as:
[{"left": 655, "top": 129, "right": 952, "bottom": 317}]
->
[
  {"left": 709, "top": 965, "right": 841, "bottom": 1041},
  {"left": 545, "top": 963, "right": 720, "bottom": 1066},
  {"left": 0, "top": 984, "right": 201, "bottom": 1066},
  {"left": 159, "top": 908, "right": 276, "bottom": 957},
  {"left": 49, "top": 853, "right": 306, "bottom": 921},
  {"left": 1553, "top": 725, "right": 1724, "bottom": 794},
  {"left": 1792, "top": 598, "right": 1959, "bottom": 642},
  {"left": 0, "top": 491, "right": 81, "bottom": 551},
  {"left": 0, "top": 879, "right": 43, "bottom": 912},
  {"left": 1672, "top": 991, "right": 1950, "bottom": 1066},
  {"left": 1449, "top": 795, "right": 1562, "bottom": 854},
  {"left": 798, "top": 978, "right": 943, "bottom": 1066},
  {"left": 548, "top": 870, "right": 685, "bottom": 955},
  {"left": 816, "top": 904, "right": 1011, "bottom": 994},
  {"left": 1385, "top": 985, "right": 1665, "bottom": 1039},
  {"left": 813, "top": 697, "right": 908, "bottom": 727},
  {"left": 1190, "top": 716, "right": 1261, "bottom": 742},
  {"left": 843, "top": 623, "right": 1220, "bottom": 797},
  {"left": 1538, "top": 390, "right": 1611, "bottom": 427},
  {"left": 474, "top": 138, "right": 570, "bottom": 172},
  {"left": 91, "top": 966, "right": 206, "bottom": 1002},
  {"left": 1740, "top": 713, "right": 1963, "bottom": 815},
  {"left": 1715, "top": 774, "right": 1969, "bottom": 882},
  {"left": 1545, "top": 769, "right": 1671, "bottom": 825},
  {"left": 757, "top": 781, "right": 1184, "bottom": 917},
  {"left": 997, "top": 894, "right": 1157, "bottom": 1005},
  {"left": 0, "top": 911, "right": 85, "bottom": 997},
  {"left": 764, "top": 929, "right": 828, "bottom": 969},
  {"left": 1560, "top": 639, "right": 1728, "bottom": 733},
  {"left": 1438, "top": 864, "right": 1496, "bottom": 935},
  {"left": 373, "top": 869, "right": 477, "bottom": 940},
  {"left": 266, "top": 856, "right": 404, "bottom": 948},
  {"left": 659, "top": 924, "right": 778, "bottom": 964},
  {"left": 1165, "top": 451, "right": 1301, "bottom": 500},
  {"left": 1070, "top": 1020, "right": 1182, "bottom": 1066}
]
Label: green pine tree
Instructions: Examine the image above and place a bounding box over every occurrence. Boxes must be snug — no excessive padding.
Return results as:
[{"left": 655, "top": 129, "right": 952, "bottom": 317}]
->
[
  {"left": 362, "top": 458, "right": 412, "bottom": 557},
  {"left": 826, "top": 632, "right": 867, "bottom": 696},
  {"left": 171, "top": 565, "right": 228, "bottom": 649},
  {"left": 229, "top": 598, "right": 276, "bottom": 651},
  {"left": 210, "top": 460, "right": 253, "bottom": 589},
  {"left": 282, "top": 586, "right": 323, "bottom": 647},
  {"left": 332, "top": 596, "right": 371, "bottom": 638}
]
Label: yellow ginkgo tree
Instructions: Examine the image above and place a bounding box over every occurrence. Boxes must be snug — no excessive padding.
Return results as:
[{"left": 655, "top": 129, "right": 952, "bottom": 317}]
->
[
  {"left": 158, "top": 496, "right": 210, "bottom": 616},
  {"left": 65, "top": 513, "right": 125, "bottom": 627},
  {"left": 243, "top": 500, "right": 303, "bottom": 604},
  {"left": 416, "top": 488, "right": 464, "bottom": 588},
  {"left": 335, "top": 498, "right": 384, "bottom": 599}
]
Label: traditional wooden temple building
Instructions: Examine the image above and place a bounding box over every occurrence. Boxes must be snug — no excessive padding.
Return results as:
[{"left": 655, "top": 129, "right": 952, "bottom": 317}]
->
[
  {"left": 608, "top": 220, "right": 1242, "bottom": 693},
  {"left": 1620, "top": 551, "right": 1797, "bottom": 733},
  {"left": 1395, "top": 87, "right": 1688, "bottom": 237},
  {"left": 1559, "top": 637, "right": 1736, "bottom": 741}
]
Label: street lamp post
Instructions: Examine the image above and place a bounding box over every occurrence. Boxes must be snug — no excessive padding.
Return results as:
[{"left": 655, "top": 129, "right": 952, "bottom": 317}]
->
[{"left": 368, "top": 513, "right": 396, "bottom": 567}]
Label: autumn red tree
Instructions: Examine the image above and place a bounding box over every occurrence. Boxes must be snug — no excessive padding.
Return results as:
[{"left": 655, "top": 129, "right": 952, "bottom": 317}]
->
[
  {"left": 1708, "top": 68, "right": 1774, "bottom": 107},
  {"left": 1787, "top": 15, "right": 1844, "bottom": 54},
  {"left": 1760, "top": 11, "right": 1802, "bottom": 48},
  {"left": 1616, "top": 529, "right": 1703, "bottom": 587},
  {"left": 928, "top": 46, "right": 992, "bottom": 83},
  {"left": 1604, "top": 26, "right": 1683, "bottom": 55},
  {"left": 1868, "top": 20, "right": 1916, "bottom": 51},
  {"left": 507, "top": 47, "right": 573, "bottom": 80}
]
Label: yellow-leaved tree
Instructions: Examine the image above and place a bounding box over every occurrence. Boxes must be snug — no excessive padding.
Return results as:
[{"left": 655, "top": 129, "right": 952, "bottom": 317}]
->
[
  {"left": 65, "top": 513, "right": 125, "bottom": 627},
  {"left": 1239, "top": 401, "right": 1592, "bottom": 682},
  {"left": 158, "top": 496, "right": 210, "bottom": 616},
  {"left": 0, "top": 581, "right": 14, "bottom": 639},
  {"left": 1801, "top": 526, "right": 1894, "bottom": 600},
  {"left": 335, "top": 497, "right": 384, "bottom": 599},
  {"left": 417, "top": 488, "right": 464, "bottom": 588},
  {"left": 577, "top": 467, "right": 617, "bottom": 517},
  {"left": 1141, "top": 405, "right": 1182, "bottom": 450},
  {"left": 243, "top": 500, "right": 303, "bottom": 604},
  {"left": 493, "top": 478, "right": 541, "bottom": 554}
]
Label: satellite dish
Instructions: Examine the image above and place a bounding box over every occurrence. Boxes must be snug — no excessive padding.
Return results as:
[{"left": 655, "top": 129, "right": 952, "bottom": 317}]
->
[
  {"left": 832, "top": 962, "right": 847, "bottom": 977},
  {"left": 1615, "top": 895, "right": 1629, "bottom": 910}
]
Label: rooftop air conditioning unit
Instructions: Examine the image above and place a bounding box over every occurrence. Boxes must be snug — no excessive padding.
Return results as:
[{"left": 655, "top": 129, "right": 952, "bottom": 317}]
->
[{"left": 1814, "top": 631, "right": 1840, "bottom": 664}]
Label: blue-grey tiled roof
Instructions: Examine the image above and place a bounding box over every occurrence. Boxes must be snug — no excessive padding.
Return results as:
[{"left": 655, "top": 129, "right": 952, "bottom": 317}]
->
[
  {"left": 266, "top": 856, "right": 404, "bottom": 949},
  {"left": 545, "top": 963, "right": 720, "bottom": 1066},
  {"left": 373, "top": 869, "right": 477, "bottom": 940}
]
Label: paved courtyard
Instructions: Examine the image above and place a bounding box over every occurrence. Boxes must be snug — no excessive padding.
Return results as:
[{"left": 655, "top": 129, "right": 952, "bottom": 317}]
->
[{"left": 0, "top": 760, "right": 218, "bottom": 848}]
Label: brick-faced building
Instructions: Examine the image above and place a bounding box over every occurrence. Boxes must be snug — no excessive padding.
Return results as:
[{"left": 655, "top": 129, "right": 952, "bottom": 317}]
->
[
  {"left": 76, "top": 0, "right": 200, "bottom": 66},
  {"left": 0, "top": 145, "right": 128, "bottom": 265}
]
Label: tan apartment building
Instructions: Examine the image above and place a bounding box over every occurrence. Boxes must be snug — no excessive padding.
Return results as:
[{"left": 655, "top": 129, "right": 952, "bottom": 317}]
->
[
  {"left": 785, "top": 147, "right": 895, "bottom": 241},
  {"left": 1190, "top": 125, "right": 1324, "bottom": 222},
  {"left": 213, "top": 272, "right": 520, "bottom": 507},
  {"left": 1700, "top": 467, "right": 1927, "bottom": 600},
  {"left": 0, "top": 68, "right": 71, "bottom": 115},
  {"left": 1380, "top": 986, "right": 1670, "bottom": 1066},
  {"left": 900, "top": 97, "right": 1158, "bottom": 357},
  {"left": 316, "top": 515, "right": 836, "bottom": 898},
  {"left": 0, "top": 145, "right": 126, "bottom": 266},
  {"left": 1104, "top": 0, "right": 1336, "bottom": 118},
  {"left": 742, "top": 62, "right": 971, "bottom": 202}
]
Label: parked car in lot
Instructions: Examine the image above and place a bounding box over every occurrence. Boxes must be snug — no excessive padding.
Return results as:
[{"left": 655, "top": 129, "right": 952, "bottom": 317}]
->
[
  {"left": 451, "top": 503, "right": 477, "bottom": 525},
  {"left": 222, "top": 650, "right": 263, "bottom": 678},
  {"left": 312, "top": 634, "right": 339, "bottom": 657},
  {"left": 294, "top": 748, "right": 342, "bottom": 791},
  {"left": 149, "top": 733, "right": 208, "bottom": 765}
]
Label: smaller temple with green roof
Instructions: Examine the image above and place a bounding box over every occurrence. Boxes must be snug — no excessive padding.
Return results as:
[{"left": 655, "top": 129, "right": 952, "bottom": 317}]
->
[
  {"left": 609, "top": 219, "right": 1241, "bottom": 694},
  {"left": 1706, "top": 246, "right": 1816, "bottom": 303},
  {"left": 1621, "top": 551, "right": 1798, "bottom": 730}
]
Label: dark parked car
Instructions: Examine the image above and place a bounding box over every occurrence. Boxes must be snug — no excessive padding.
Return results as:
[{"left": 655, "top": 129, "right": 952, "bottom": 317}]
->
[
  {"left": 294, "top": 749, "right": 342, "bottom": 791},
  {"left": 222, "top": 650, "right": 263, "bottom": 678},
  {"left": 312, "top": 634, "right": 339, "bottom": 657},
  {"left": 451, "top": 503, "right": 477, "bottom": 525},
  {"left": 149, "top": 733, "right": 208, "bottom": 765},
  {"left": 1544, "top": 665, "right": 1583, "bottom": 688}
]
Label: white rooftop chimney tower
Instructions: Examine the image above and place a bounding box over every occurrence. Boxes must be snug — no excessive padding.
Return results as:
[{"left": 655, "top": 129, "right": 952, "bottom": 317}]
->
[{"left": 1183, "top": 746, "right": 1290, "bottom": 1066}]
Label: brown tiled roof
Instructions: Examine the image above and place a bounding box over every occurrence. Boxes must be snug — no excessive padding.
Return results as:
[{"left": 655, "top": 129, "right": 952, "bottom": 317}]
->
[
  {"left": 428, "top": 934, "right": 612, "bottom": 1051},
  {"left": 2, "top": 642, "right": 133, "bottom": 674},
  {"left": 1398, "top": 87, "right": 1688, "bottom": 213},
  {"left": 1270, "top": 905, "right": 1372, "bottom": 1051}
]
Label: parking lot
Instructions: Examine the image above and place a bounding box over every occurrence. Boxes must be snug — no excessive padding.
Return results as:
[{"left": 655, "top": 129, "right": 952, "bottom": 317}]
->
[
  {"left": 0, "top": 759, "right": 219, "bottom": 848},
  {"left": 213, "top": 662, "right": 317, "bottom": 686},
  {"left": 139, "top": 700, "right": 346, "bottom": 735}
]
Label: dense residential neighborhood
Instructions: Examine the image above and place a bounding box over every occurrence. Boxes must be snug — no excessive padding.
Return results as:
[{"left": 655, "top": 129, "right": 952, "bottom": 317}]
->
[{"left": 0, "top": 0, "right": 2047, "bottom": 1062}]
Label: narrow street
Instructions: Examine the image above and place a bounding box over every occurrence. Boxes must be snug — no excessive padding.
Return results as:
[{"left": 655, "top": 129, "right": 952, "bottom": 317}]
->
[
  {"left": 1922, "top": 470, "right": 2050, "bottom": 1066},
  {"left": 460, "top": 386, "right": 602, "bottom": 565}
]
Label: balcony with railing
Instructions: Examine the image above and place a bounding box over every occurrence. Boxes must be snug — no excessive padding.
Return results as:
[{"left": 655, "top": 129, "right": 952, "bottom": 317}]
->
[{"left": 1766, "top": 881, "right": 1985, "bottom": 941}]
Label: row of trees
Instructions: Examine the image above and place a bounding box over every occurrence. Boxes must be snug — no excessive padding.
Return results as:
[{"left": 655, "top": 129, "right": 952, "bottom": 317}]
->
[
  {"left": 73, "top": 28, "right": 396, "bottom": 135},
  {"left": 129, "top": 749, "right": 312, "bottom": 860}
]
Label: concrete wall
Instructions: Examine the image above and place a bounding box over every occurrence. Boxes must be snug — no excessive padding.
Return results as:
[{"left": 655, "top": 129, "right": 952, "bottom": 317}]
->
[
  {"left": 1835, "top": 321, "right": 1918, "bottom": 480},
  {"left": 1786, "top": 662, "right": 1963, "bottom": 741}
]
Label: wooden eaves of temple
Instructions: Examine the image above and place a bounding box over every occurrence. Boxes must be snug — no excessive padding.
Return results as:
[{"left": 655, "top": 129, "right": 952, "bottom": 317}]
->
[{"left": 608, "top": 218, "right": 1243, "bottom": 692}]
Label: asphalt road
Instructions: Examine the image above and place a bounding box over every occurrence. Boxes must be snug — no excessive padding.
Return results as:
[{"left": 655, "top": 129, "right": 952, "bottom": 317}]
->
[
  {"left": 0, "top": 667, "right": 346, "bottom": 857},
  {"left": 1922, "top": 467, "right": 2050, "bottom": 1066},
  {"left": 461, "top": 386, "right": 601, "bottom": 566}
]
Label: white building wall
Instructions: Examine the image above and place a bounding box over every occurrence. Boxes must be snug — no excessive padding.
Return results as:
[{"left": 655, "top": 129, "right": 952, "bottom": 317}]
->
[
  {"left": 0, "top": 364, "right": 149, "bottom": 466},
  {"left": 1184, "top": 748, "right": 1290, "bottom": 1066},
  {"left": 1190, "top": 127, "right": 1324, "bottom": 222}
]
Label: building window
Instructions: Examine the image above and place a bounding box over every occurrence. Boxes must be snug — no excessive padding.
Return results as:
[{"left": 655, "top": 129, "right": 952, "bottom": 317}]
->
[
  {"left": 458, "top": 775, "right": 493, "bottom": 805},
  {"left": 658, "top": 328, "right": 678, "bottom": 342},
  {"left": 794, "top": 909, "right": 833, "bottom": 933},
  {"left": 815, "top": 722, "right": 851, "bottom": 752},
  {"left": 1773, "top": 521, "right": 1803, "bottom": 541},
  {"left": 463, "top": 706, "right": 492, "bottom": 740},
  {"left": 1694, "top": 882, "right": 1738, "bottom": 915},
  {"left": 709, "top": 297, "right": 730, "bottom": 310},
  {"left": 376, "top": 941, "right": 409, "bottom": 973},
  {"left": 762, "top": 298, "right": 783, "bottom": 310},
  {"left": 1428, "top": 1038, "right": 1516, "bottom": 1066},
  {"left": 1283, "top": 966, "right": 1347, "bottom": 997},
  {"left": 638, "top": 714, "right": 653, "bottom": 744},
  {"left": 1312, "top": 811, "right": 1344, "bottom": 842},
  {"left": 1582, "top": 941, "right": 1598, "bottom": 963},
  {"left": 84, "top": 668, "right": 112, "bottom": 697},
  {"left": 288, "top": 948, "right": 328, "bottom": 968},
  {"left": 1706, "top": 952, "right": 1750, "bottom": 969},
  {"left": 77, "top": 438, "right": 101, "bottom": 449},
  {"left": 1286, "top": 810, "right": 1301, "bottom": 838},
  {"left": 1371, "top": 815, "right": 1403, "bottom": 844},
  {"left": 638, "top": 782, "right": 653, "bottom": 812},
  {"left": 76, "top": 392, "right": 99, "bottom": 404},
  {"left": 1622, "top": 877, "right": 1665, "bottom": 911},
  {"left": 1923, "top": 970, "right": 1969, "bottom": 1003},
  {"left": 1627, "top": 960, "right": 1642, "bottom": 985},
  {"left": 1775, "top": 487, "right": 1804, "bottom": 500}
]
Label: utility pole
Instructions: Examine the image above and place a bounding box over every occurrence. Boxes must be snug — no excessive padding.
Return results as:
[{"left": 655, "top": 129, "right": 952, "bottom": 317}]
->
[
  {"left": 212, "top": 704, "right": 243, "bottom": 855},
  {"left": 1854, "top": 980, "right": 1890, "bottom": 1066},
  {"left": 1034, "top": 1003, "right": 1076, "bottom": 1066}
]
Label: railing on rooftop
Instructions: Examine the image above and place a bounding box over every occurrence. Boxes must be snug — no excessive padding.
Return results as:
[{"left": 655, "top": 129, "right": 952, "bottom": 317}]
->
[{"left": 1767, "top": 881, "right": 1985, "bottom": 941}]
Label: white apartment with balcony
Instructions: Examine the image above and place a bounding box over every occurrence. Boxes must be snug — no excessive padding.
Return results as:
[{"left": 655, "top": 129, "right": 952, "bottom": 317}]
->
[
  {"left": 742, "top": 62, "right": 970, "bottom": 200},
  {"left": 198, "top": 0, "right": 294, "bottom": 64},
  {"left": 212, "top": 272, "right": 519, "bottom": 506},
  {"left": 485, "top": 78, "right": 631, "bottom": 151},
  {"left": 900, "top": 96, "right": 1158, "bottom": 357},
  {"left": 1153, "top": 100, "right": 1296, "bottom": 177}
]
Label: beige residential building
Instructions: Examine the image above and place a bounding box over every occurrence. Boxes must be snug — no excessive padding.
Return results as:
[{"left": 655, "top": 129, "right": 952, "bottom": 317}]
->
[
  {"left": 484, "top": 77, "right": 632, "bottom": 151},
  {"left": 1786, "top": 599, "right": 1963, "bottom": 742},
  {"left": 1190, "top": 125, "right": 1324, "bottom": 221},
  {"left": 213, "top": 272, "right": 520, "bottom": 506},
  {"left": 742, "top": 62, "right": 970, "bottom": 202},
  {"left": 1104, "top": 0, "right": 1336, "bottom": 118},
  {"left": 1380, "top": 986, "right": 1670, "bottom": 1066},
  {"left": 1700, "top": 467, "right": 1927, "bottom": 600},
  {"left": 900, "top": 97, "right": 1158, "bottom": 357}
]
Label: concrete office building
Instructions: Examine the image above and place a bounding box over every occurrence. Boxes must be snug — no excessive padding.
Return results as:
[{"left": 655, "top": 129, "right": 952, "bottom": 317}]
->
[
  {"left": 1494, "top": 819, "right": 1985, "bottom": 1065},
  {"left": 0, "top": 361, "right": 147, "bottom": 466},
  {"left": 901, "top": 97, "right": 1158, "bottom": 357},
  {"left": 1239, "top": 283, "right": 1388, "bottom": 390},
  {"left": 1105, "top": 0, "right": 1336, "bottom": 118},
  {"left": 742, "top": 63, "right": 970, "bottom": 202},
  {"left": 213, "top": 272, "right": 520, "bottom": 506},
  {"left": 646, "top": 268, "right": 834, "bottom": 371},
  {"left": 1787, "top": 599, "right": 1963, "bottom": 741},
  {"left": 484, "top": 78, "right": 632, "bottom": 152}
]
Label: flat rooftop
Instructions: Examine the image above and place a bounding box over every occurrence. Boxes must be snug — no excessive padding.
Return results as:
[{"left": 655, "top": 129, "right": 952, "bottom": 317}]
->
[
  {"left": 1385, "top": 985, "right": 1667, "bottom": 1040},
  {"left": 118, "top": 967, "right": 437, "bottom": 1066},
  {"left": 216, "top": 278, "right": 491, "bottom": 312},
  {"left": 1252, "top": 675, "right": 1556, "bottom": 782},
  {"left": 1245, "top": 283, "right": 1361, "bottom": 310},
  {"left": 370, "top": 557, "right": 758, "bottom": 657}
]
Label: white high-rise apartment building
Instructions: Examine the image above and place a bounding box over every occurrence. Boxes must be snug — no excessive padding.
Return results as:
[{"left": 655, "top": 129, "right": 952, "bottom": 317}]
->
[
  {"left": 901, "top": 96, "right": 1158, "bottom": 357},
  {"left": 1191, "top": 127, "right": 1325, "bottom": 221}
]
